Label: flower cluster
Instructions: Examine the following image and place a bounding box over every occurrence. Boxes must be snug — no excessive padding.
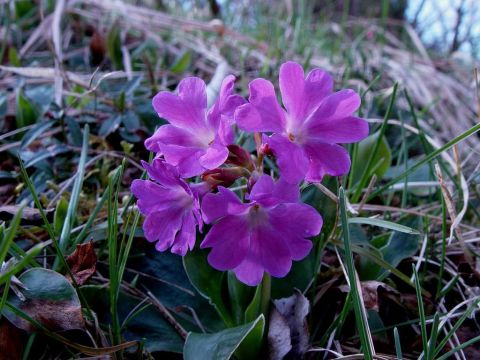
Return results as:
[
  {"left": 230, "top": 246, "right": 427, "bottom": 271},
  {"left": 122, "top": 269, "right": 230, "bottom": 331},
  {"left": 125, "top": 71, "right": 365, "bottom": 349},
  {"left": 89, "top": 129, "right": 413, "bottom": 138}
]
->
[{"left": 131, "top": 61, "right": 369, "bottom": 286}]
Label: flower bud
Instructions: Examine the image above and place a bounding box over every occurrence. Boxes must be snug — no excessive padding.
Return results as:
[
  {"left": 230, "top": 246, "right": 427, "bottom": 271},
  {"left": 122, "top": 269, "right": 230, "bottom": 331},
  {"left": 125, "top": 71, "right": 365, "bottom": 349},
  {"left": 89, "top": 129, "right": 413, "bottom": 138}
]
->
[
  {"left": 202, "top": 167, "right": 247, "bottom": 189},
  {"left": 226, "top": 144, "right": 254, "bottom": 170}
]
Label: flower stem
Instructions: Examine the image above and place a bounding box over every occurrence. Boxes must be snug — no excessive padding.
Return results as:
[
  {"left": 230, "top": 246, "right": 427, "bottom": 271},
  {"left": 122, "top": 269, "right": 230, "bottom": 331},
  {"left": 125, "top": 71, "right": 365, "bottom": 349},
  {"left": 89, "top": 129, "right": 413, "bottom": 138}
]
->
[{"left": 260, "top": 273, "right": 271, "bottom": 317}]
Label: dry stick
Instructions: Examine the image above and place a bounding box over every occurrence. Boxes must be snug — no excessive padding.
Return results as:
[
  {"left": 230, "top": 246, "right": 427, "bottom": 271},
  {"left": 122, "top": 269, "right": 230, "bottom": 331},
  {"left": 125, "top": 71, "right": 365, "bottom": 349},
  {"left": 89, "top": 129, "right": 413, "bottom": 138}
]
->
[
  {"left": 145, "top": 290, "right": 188, "bottom": 340},
  {"left": 434, "top": 163, "right": 473, "bottom": 264},
  {"left": 357, "top": 175, "right": 377, "bottom": 213},
  {"left": 51, "top": 0, "right": 65, "bottom": 106},
  {"left": 349, "top": 204, "right": 479, "bottom": 232}
]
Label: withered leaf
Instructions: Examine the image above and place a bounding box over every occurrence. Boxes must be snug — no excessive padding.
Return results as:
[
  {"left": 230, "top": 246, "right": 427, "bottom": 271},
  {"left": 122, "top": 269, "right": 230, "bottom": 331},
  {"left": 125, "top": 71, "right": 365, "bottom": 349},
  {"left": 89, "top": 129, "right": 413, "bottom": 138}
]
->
[
  {"left": 339, "top": 281, "right": 398, "bottom": 312},
  {"left": 268, "top": 289, "right": 310, "bottom": 360},
  {"left": 0, "top": 205, "right": 54, "bottom": 224},
  {"left": 66, "top": 241, "right": 97, "bottom": 285},
  {"left": 3, "top": 268, "right": 84, "bottom": 332}
]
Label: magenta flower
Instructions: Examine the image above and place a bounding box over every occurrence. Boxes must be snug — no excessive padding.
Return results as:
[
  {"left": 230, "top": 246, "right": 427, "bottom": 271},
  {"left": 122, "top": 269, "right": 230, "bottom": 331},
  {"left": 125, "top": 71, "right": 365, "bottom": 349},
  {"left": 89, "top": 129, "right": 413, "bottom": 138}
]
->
[
  {"left": 146, "top": 75, "right": 245, "bottom": 178},
  {"left": 235, "top": 61, "right": 369, "bottom": 183},
  {"left": 131, "top": 159, "right": 207, "bottom": 255},
  {"left": 200, "top": 175, "right": 322, "bottom": 286}
]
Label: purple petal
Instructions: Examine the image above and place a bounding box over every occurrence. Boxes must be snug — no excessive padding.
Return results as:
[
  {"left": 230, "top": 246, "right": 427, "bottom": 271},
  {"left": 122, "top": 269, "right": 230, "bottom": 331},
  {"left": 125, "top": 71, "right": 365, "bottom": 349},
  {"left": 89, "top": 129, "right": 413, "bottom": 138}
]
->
[
  {"left": 232, "top": 239, "right": 264, "bottom": 286},
  {"left": 159, "top": 143, "right": 204, "bottom": 178},
  {"left": 279, "top": 62, "right": 333, "bottom": 126},
  {"left": 201, "top": 215, "right": 249, "bottom": 270},
  {"left": 304, "top": 142, "right": 351, "bottom": 182},
  {"left": 269, "top": 203, "right": 322, "bottom": 260},
  {"left": 131, "top": 179, "right": 179, "bottom": 215},
  {"left": 264, "top": 133, "right": 309, "bottom": 184},
  {"left": 234, "top": 78, "right": 286, "bottom": 133},
  {"left": 247, "top": 175, "right": 299, "bottom": 207},
  {"left": 152, "top": 78, "right": 207, "bottom": 131},
  {"left": 201, "top": 187, "right": 247, "bottom": 223},
  {"left": 145, "top": 125, "right": 200, "bottom": 153},
  {"left": 207, "top": 75, "right": 245, "bottom": 129},
  {"left": 247, "top": 175, "right": 275, "bottom": 201},
  {"left": 171, "top": 212, "right": 197, "bottom": 256},
  {"left": 198, "top": 142, "right": 229, "bottom": 169},
  {"left": 143, "top": 207, "right": 184, "bottom": 248},
  {"left": 140, "top": 159, "right": 180, "bottom": 187},
  {"left": 308, "top": 89, "right": 361, "bottom": 123},
  {"left": 306, "top": 116, "right": 369, "bottom": 144},
  {"left": 255, "top": 224, "right": 292, "bottom": 278},
  {"left": 272, "top": 177, "right": 300, "bottom": 203}
]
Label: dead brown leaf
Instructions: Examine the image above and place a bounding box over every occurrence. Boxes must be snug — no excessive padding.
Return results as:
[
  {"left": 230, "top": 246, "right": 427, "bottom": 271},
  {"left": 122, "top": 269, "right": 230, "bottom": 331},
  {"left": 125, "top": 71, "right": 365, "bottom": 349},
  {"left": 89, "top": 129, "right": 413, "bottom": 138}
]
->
[{"left": 66, "top": 241, "right": 97, "bottom": 285}]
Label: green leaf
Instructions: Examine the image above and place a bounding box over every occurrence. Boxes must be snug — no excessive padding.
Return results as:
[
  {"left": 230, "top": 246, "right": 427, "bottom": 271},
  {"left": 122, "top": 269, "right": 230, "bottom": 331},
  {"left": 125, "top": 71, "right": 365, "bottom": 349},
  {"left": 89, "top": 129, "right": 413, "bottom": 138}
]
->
[
  {"left": 170, "top": 51, "right": 192, "bottom": 74},
  {"left": 244, "top": 284, "right": 262, "bottom": 324},
  {"left": 381, "top": 217, "right": 422, "bottom": 272},
  {"left": 0, "top": 205, "right": 24, "bottom": 265},
  {"left": 351, "top": 131, "right": 392, "bottom": 185},
  {"left": 349, "top": 217, "right": 421, "bottom": 234},
  {"left": 82, "top": 285, "right": 185, "bottom": 353},
  {"left": 183, "top": 249, "right": 234, "bottom": 327},
  {"left": 227, "top": 272, "right": 255, "bottom": 325},
  {"left": 0, "top": 243, "right": 45, "bottom": 286},
  {"left": 3, "top": 268, "right": 84, "bottom": 332},
  {"left": 271, "top": 251, "right": 316, "bottom": 299},
  {"left": 54, "top": 197, "right": 68, "bottom": 236},
  {"left": 106, "top": 24, "right": 123, "bottom": 70},
  {"left": 183, "top": 315, "right": 265, "bottom": 360},
  {"left": 16, "top": 90, "right": 39, "bottom": 128},
  {"left": 99, "top": 115, "right": 122, "bottom": 138},
  {"left": 8, "top": 47, "right": 21, "bottom": 67},
  {"left": 339, "top": 187, "right": 375, "bottom": 359},
  {"left": 21, "top": 120, "right": 55, "bottom": 148}
]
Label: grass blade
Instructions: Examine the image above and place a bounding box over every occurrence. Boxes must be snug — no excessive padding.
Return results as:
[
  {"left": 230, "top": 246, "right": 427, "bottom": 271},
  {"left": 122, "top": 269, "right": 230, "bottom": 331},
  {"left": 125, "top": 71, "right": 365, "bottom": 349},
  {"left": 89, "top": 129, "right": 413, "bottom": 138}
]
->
[
  {"left": 348, "top": 217, "right": 421, "bottom": 234},
  {"left": 394, "top": 327, "right": 403, "bottom": 360},
  {"left": 339, "top": 187, "right": 375, "bottom": 359},
  {"left": 369, "top": 121, "right": 480, "bottom": 200},
  {"left": 412, "top": 264, "right": 429, "bottom": 359},
  {"left": 58, "top": 124, "right": 89, "bottom": 254},
  {"left": 0, "top": 205, "right": 24, "bottom": 265},
  {"left": 352, "top": 83, "right": 398, "bottom": 202}
]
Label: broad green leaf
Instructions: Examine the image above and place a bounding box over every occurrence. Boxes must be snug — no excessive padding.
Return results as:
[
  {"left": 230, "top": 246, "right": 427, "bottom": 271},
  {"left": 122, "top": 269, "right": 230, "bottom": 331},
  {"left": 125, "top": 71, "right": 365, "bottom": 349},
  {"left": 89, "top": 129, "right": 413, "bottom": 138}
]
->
[
  {"left": 227, "top": 272, "right": 255, "bottom": 325},
  {"left": 106, "top": 25, "right": 123, "bottom": 70},
  {"left": 244, "top": 284, "right": 262, "bottom": 324},
  {"left": 381, "top": 217, "right": 422, "bottom": 273},
  {"left": 183, "top": 315, "right": 265, "bottom": 360},
  {"left": 8, "top": 47, "right": 21, "bottom": 67},
  {"left": 183, "top": 249, "right": 234, "bottom": 326},
  {"left": 385, "top": 158, "right": 436, "bottom": 196},
  {"left": 3, "top": 268, "right": 84, "bottom": 332},
  {"left": 351, "top": 131, "right": 392, "bottom": 185},
  {"left": 271, "top": 251, "right": 316, "bottom": 299},
  {"left": 16, "top": 90, "right": 39, "bottom": 128},
  {"left": 0, "top": 243, "right": 46, "bottom": 285},
  {"left": 21, "top": 120, "right": 55, "bottom": 148},
  {"left": 54, "top": 197, "right": 68, "bottom": 235},
  {"left": 99, "top": 115, "right": 122, "bottom": 137},
  {"left": 170, "top": 51, "right": 192, "bottom": 74}
]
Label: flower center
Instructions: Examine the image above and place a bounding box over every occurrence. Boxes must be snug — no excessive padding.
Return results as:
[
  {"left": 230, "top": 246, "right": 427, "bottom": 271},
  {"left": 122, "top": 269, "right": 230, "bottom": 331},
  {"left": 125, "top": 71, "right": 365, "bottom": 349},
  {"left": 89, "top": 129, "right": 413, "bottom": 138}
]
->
[
  {"left": 247, "top": 204, "right": 268, "bottom": 227},
  {"left": 288, "top": 133, "right": 295, "bottom": 141}
]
